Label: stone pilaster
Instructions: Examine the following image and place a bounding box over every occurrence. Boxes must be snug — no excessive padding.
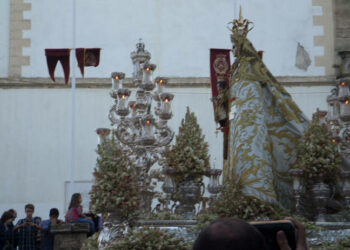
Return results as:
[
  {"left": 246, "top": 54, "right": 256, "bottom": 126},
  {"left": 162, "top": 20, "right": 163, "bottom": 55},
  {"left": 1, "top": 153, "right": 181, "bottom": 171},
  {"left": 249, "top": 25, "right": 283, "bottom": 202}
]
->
[
  {"left": 312, "top": 0, "right": 335, "bottom": 76},
  {"left": 8, "top": 0, "right": 31, "bottom": 79},
  {"left": 334, "top": 0, "right": 350, "bottom": 52}
]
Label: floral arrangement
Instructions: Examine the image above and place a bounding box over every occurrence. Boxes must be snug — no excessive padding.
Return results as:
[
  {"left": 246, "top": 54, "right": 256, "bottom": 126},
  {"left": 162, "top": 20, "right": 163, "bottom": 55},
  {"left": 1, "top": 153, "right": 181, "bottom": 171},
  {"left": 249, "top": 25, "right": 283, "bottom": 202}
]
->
[
  {"left": 106, "top": 227, "right": 191, "bottom": 250},
  {"left": 209, "top": 182, "right": 288, "bottom": 221},
  {"left": 162, "top": 107, "right": 210, "bottom": 183},
  {"left": 81, "top": 232, "right": 99, "bottom": 250},
  {"left": 296, "top": 114, "right": 341, "bottom": 185},
  {"left": 89, "top": 137, "right": 140, "bottom": 219}
]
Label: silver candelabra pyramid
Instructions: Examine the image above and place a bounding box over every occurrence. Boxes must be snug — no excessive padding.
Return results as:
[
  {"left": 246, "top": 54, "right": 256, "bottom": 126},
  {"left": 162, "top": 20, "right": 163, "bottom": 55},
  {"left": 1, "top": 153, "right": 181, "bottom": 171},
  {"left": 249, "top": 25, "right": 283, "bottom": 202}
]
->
[{"left": 98, "top": 40, "right": 175, "bottom": 215}]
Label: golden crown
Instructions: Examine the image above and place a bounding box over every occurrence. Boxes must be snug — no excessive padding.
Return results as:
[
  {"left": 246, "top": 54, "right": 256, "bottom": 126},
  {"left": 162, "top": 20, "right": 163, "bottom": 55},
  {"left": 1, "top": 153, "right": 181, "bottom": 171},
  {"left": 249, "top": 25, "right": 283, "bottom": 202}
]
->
[{"left": 228, "top": 6, "right": 254, "bottom": 38}]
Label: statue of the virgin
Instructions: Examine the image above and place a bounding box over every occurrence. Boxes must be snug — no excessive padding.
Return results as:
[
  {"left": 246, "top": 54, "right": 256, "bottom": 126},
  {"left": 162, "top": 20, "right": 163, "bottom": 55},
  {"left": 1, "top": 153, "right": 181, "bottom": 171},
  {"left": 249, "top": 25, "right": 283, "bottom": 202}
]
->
[{"left": 217, "top": 9, "right": 309, "bottom": 208}]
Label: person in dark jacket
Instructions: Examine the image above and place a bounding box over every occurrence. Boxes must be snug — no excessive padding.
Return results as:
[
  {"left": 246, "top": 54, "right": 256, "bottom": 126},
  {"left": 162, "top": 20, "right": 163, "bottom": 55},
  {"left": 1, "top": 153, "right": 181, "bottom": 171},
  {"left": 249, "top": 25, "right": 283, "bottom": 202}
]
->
[
  {"left": 40, "top": 208, "right": 63, "bottom": 250},
  {"left": 14, "top": 204, "right": 41, "bottom": 250},
  {"left": 0, "top": 211, "right": 15, "bottom": 249},
  {"left": 7, "top": 209, "right": 18, "bottom": 249}
]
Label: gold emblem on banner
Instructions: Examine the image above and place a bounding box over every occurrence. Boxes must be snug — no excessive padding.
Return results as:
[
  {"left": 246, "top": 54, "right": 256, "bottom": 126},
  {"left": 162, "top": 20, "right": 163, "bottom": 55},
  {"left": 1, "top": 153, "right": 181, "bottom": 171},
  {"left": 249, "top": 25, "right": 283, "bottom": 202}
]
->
[{"left": 213, "top": 54, "right": 229, "bottom": 75}]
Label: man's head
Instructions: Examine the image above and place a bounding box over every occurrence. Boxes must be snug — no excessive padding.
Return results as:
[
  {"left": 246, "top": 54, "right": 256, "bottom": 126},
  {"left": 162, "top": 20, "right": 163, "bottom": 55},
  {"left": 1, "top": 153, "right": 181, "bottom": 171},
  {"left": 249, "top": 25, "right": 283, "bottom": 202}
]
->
[
  {"left": 24, "top": 204, "right": 35, "bottom": 219},
  {"left": 193, "top": 218, "right": 267, "bottom": 250},
  {"left": 49, "top": 208, "right": 59, "bottom": 219}
]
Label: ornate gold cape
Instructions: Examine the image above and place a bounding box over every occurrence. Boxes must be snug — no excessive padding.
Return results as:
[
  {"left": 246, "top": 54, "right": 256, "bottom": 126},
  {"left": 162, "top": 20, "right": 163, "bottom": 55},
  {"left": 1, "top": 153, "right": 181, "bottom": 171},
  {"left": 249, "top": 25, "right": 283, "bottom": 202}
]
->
[{"left": 223, "top": 32, "right": 308, "bottom": 208}]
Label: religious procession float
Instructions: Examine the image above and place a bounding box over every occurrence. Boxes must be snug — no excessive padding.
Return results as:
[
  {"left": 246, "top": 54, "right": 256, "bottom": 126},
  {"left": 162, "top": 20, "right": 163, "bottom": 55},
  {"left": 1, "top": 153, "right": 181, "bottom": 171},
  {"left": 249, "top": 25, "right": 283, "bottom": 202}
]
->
[{"left": 81, "top": 10, "right": 350, "bottom": 249}]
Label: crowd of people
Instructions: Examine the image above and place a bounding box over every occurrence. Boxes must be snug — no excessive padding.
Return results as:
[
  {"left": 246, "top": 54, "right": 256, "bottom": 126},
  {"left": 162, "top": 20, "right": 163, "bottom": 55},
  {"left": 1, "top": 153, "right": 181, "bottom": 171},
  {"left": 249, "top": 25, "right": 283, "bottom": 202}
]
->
[
  {"left": 2, "top": 192, "right": 307, "bottom": 250},
  {"left": 0, "top": 193, "right": 100, "bottom": 250}
]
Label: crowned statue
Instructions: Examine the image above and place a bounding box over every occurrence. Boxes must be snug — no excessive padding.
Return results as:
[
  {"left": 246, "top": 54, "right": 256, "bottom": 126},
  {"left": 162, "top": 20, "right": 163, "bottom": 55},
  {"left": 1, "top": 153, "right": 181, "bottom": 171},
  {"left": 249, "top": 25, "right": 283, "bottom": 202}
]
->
[{"left": 215, "top": 8, "right": 309, "bottom": 208}]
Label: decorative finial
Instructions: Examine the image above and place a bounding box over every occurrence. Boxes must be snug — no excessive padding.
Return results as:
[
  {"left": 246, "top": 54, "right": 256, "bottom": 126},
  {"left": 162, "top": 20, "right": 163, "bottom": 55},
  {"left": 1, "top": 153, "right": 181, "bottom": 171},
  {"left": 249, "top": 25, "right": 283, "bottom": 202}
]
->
[
  {"left": 228, "top": 6, "right": 254, "bottom": 39},
  {"left": 239, "top": 6, "right": 243, "bottom": 24},
  {"left": 136, "top": 38, "right": 145, "bottom": 52}
]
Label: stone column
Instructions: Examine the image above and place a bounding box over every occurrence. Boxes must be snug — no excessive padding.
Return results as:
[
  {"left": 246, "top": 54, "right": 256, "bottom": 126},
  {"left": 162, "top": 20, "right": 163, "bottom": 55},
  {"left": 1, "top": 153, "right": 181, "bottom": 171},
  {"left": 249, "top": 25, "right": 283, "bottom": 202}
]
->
[
  {"left": 51, "top": 223, "right": 90, "bottom": 250},
  {"left": 9, "top": 0, "right": 31, "bottom": 79}
]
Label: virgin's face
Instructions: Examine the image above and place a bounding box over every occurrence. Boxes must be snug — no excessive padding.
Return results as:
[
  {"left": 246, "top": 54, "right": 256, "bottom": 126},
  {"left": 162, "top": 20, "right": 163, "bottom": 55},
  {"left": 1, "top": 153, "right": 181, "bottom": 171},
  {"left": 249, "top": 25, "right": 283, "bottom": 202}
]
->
[{"left": 79, "top": 195, "right": 82, "bottom": 204}]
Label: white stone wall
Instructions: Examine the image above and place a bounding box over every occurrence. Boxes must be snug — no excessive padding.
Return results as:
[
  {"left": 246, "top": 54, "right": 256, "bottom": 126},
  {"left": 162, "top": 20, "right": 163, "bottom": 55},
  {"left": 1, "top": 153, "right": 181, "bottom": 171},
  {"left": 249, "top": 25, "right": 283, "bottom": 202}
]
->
[
  {"left": 0, "top": 0, "right": 10, "bottom": 77},
  {"left": 0, "top": 0, "right": 336, "bottom": 220},
  {"left": 19, "top": 0, "right": 324, "bottom": 79},
  {"left": 0, "top": 85, "right": 332, "bottom": 220}
]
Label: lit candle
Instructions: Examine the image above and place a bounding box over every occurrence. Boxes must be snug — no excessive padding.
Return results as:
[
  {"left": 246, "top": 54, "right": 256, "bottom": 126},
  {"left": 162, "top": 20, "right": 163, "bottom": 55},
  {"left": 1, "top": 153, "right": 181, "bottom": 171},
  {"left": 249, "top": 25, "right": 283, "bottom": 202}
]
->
[
  {"left": 129, "top": 101, "right": 136, "bottom": 118},
  {"left": 141, "top": 63, "right": 156, "bottom": 91},
  {"left": 141, "top": 115, "right": 156, "bottom": 145},
  {"left": 162, "top": 98, "right": 170, "bottom": 113},
  {"left": 116, "top": 89, "right": 131, "bottom": 116},
  {"left": 155, "top": 77, "right": 168, "bottom": 93},
  {"left": 159, "top": 93, "right": 174, "bottom": 120},
  {"left": 340, "top": 97, "right": 350, "bottom": 122},
  {"left": 111, "top": 72, "right": 125, "bottom": 90},
  {"left": 339, "top": 81, "right": 348, "bottom": 97},
  {"left": 96, "top": 128, "right": 110, "bottom": 144}
]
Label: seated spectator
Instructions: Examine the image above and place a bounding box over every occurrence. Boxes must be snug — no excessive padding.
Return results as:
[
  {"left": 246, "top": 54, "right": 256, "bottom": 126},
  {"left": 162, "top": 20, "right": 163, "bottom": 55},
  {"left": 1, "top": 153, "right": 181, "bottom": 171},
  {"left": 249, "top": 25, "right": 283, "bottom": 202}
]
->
[
  {"left": 83, "top": 212, "right": 101, "bottom": 233},
  {"left": 0, "top": 211, "right": 15, "bottom": 249},
  {"left": 65, "top": 193, "right": 95, "bottom": 235},
  {"left": 14, "top": 204, "right": 41, "bottom": 250},
  {"left": 193, "top": 217, "right": 307, "bottom": 250},
  {"left": 41, "top": 208, "right": 63, "bottom": 250}
]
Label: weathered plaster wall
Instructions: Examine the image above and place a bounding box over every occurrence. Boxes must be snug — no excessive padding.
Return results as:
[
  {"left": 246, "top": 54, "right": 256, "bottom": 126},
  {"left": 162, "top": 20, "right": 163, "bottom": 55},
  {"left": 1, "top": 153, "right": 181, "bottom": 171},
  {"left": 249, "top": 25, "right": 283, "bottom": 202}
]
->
[
  {"left": 18, "top": 0, "right": 326, "bottom": 79},
  {"left": 0, "top": 0, "right": 340, "bottom": 220},
  {"left": 0, "top": 85, "right": 332, "bottom": 220},
  {"left": 0, "top": 0, "right": 10, "bottom": 77}
]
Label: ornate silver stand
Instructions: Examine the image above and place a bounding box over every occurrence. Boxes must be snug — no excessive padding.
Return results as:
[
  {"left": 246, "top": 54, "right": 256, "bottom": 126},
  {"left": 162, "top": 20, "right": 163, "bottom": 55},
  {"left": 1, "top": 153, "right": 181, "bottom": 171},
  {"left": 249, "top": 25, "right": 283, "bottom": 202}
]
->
[
  {"left": 341, "top": 170, "right": 350, "bottom": 210},
  {"left": 289, "top": 168, "right": 304, "bottom": 216},
  {"left": 175, "top": 180, "right": 203, "bottom": 219},
  {"left": 98, "top": 213, "right": 128, "bottom": 249},
  {"left": 311, "top": 181, "right": 331, "bottom": 222}
]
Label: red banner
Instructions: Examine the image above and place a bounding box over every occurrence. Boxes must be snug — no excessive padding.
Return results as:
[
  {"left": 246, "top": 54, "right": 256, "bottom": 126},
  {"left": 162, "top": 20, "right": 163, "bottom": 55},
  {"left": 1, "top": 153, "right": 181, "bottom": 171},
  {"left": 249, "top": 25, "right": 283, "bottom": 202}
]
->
[
  {"left": 210, "top": 49, "right": 231, "bottom": 160},
  {"left": 210, "top": 49, "right": 231, "bottom": 128},
  {"left": 76, "top": 48, "right": 101, "bottom": 77},
  {"left": 210, "top": 49, "right": 231, "bottom": 99},
  {"left": 45, "top": 49, "right": 71, "bottom": 84},
  {"left": 45, "top": 48, "right": 101, "bottom": 84}
]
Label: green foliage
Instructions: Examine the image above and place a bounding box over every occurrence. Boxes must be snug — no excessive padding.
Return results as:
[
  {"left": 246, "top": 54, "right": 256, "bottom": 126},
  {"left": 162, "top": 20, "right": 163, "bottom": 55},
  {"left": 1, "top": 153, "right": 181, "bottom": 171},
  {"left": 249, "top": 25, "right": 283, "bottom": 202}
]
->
[
  {"left": 106, "top": 227, "right": 191, "bottom": 250},
  {"left": 316, "top": 235, "right": 350, "bottom": 249},
  {"left": 81, "top": 232, "right": 99, "bottom": 250},
  {"left": 191, "top": 182, "right": 289, "bottom": 235},
  {"left": 209, "top": 182, "right": 288, "bottom": 221},
  {"left": 296, "top": 116, "right": 341, "bottom": 185},
  {"left": 162, "top": 107, "right": 210, "bottom": 183},
  {"left": 90, "top": 138, "right": 140, "bottom": 219},
  {"left": 145, "top": 210, "right": 186, "bottom": 220},
  {"left": 193, "top": 212, "right": 219, "bottom": 232}
]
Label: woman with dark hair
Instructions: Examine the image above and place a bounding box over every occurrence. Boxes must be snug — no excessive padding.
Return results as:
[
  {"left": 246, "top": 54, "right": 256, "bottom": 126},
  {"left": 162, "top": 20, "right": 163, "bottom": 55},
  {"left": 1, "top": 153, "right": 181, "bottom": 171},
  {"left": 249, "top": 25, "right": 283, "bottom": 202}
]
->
[
  {"left": 6, "top": 209, "right": 17, "bottom": 249},
  {"left": 0, "top": 211, "right": 15, "bottom": 249},
  {"left": 65, "top": 193, "right": 95, "bottom": 235}
]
